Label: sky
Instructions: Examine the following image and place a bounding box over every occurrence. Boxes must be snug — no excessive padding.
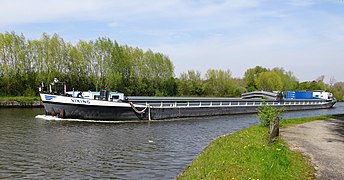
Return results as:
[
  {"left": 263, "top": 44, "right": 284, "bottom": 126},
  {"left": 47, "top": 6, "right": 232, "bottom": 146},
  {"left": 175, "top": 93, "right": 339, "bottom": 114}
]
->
[{"left": 1, "top": 0, "right": 343, "bottom": 82}]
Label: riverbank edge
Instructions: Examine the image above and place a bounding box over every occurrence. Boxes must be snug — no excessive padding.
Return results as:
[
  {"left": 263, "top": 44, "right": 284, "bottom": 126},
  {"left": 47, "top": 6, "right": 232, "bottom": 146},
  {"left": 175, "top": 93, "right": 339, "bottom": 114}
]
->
[
  {"left": 0, "top": 100, "right": 43, "bottom": 107},
  {"left": 177, "top": 114, "right": 344, "bottom": 179}
]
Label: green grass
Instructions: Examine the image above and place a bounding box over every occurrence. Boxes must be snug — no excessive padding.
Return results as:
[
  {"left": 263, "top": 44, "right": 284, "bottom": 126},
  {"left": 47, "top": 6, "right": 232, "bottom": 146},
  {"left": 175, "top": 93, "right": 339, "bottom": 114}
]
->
[
  {"left": 178, "top": 114, "right": 344, "bottom": 180},
  {"left": 0, "top": 96, "right": 40, "bottom": 102}
]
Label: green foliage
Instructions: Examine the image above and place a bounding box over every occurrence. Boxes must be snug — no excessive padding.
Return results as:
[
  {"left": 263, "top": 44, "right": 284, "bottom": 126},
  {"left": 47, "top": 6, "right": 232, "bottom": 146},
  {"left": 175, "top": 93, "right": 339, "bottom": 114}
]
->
[
  {"left": 298, "top": 80, "right": 327, "bottom": 91},
  {"left": 0, "top": 32, "right": 175, "bottom": 96},
  {"left": 330, "top": 82, "right": 344, "bottom": 101},
  {"left": 1, "top": 32, "right": 343, "bottom": 98},
  {"left": 256, "top": 71, "right": 283, "bottom": 91},
  {"left": 23, "top": 87, "right": 36, "bottom": 97},
  {"left": 272, "top": 67, "right": 299, "bottom": 91},
  {"left": 178, "top": 124, "right": 315, "bottom": 179},
  {"left": 175, "top": 69, "right": 246, "bottom": 97},
  {"left": 243, "top": 66, "right": 300, "bottom": 92},
  {"left": 243, "top": 66, "right": 268, "bottom": 91},
  {"left": 203, "top": 69, "right": 245, "bottom": 97},
  {"left": 257, "top": 102, "right": 283, "bottom": 127},
  {"left": 0, "top": 96, "right": 40, "bottom": 101},
  {"left": 177, "top": 70, "right": 204, "bottom": 96},
  {"left": 179, "top": 115, "right": 344, "bottom": 179}
]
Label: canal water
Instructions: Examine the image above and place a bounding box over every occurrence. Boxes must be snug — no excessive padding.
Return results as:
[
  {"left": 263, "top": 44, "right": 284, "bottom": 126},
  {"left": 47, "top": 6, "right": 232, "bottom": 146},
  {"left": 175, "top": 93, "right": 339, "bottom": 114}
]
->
[{"left": 1, "top": 102, "right": 343, "bottom": 179}]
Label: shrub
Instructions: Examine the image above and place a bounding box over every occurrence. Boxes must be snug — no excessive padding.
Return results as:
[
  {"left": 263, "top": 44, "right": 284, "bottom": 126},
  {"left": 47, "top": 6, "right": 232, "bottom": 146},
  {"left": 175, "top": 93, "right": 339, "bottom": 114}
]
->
[
  {"left": 23, "top": 87, "right": 37, "bottom": 96},
  {"left": 257, "top": 102, "right": 283, "bottom": 127}
]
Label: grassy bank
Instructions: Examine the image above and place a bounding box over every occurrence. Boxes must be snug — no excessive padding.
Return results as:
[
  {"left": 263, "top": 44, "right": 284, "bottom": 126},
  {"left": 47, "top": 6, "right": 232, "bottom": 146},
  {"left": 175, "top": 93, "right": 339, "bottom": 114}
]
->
[
  {"left": 0, "top": 96, "right": 40, "bottom": 102},
  {"left": 178, "top": 114, "right": 344, "bottom": 179}
]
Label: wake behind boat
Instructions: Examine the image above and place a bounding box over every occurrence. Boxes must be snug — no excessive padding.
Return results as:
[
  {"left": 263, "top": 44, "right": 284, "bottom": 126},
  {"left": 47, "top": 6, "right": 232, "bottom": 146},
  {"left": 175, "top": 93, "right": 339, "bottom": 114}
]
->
[{"left": 39, "top": 78, "right": 336, "bottom": 121}]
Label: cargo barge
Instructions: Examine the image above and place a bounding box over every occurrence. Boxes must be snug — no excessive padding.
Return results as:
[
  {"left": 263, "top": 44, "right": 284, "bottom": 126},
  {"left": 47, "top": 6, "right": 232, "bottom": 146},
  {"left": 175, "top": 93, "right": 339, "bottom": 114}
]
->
[{"left": 39, "top": 79, "right": 336, "bottom": 121}]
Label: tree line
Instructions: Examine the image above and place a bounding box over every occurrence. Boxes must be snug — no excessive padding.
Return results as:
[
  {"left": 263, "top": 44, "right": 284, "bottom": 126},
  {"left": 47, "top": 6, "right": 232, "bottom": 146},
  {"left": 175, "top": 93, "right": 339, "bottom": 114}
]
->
[
  {"left": 0, "top": 32, "right": 175, "bottom": 96},
  {"left": 0, "top": 32, "right": 343, "bottom": 100},
  {"left": 176, "top": 66, "right": 344, "bottom": 101}
]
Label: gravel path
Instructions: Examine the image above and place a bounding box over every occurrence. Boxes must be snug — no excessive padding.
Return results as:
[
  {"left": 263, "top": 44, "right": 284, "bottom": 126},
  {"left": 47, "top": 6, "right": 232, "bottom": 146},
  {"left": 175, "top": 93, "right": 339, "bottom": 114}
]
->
[{"left": 281, "top": 118, "right": 344, "bottom": 179}]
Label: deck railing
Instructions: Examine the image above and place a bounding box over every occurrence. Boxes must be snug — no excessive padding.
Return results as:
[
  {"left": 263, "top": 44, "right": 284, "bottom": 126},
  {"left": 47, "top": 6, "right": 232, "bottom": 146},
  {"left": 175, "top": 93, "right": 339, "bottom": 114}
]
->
[{"left": 130, "top": 98, "right": 328, "bottom": 108}]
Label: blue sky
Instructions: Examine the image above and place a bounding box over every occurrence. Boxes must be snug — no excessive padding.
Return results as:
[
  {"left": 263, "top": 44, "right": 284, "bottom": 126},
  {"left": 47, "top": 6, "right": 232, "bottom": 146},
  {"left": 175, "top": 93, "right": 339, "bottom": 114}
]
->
[{"left": 1, "top": 0, "right": 344, "bottom": 82}]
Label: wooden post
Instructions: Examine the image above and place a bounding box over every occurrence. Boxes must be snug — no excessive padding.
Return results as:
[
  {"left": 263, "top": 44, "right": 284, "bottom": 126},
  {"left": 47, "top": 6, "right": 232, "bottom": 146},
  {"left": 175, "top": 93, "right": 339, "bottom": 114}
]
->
[{"left": 269, "top": 116, "right": 280, "bottom": 144}]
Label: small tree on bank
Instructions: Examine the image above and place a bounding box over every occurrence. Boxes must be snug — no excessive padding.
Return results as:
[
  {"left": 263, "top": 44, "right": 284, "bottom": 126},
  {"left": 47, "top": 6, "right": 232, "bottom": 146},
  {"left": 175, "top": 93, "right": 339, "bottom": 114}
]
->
[{"left": 257, "top": 102, "right": 284, "bottom": 144}]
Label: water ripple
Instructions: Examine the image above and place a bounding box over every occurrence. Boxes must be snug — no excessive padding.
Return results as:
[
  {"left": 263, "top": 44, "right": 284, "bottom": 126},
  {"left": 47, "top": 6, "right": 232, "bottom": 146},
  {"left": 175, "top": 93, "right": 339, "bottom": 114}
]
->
[{"left": 0, "top": 103, "right": 343, "bottom": 179}]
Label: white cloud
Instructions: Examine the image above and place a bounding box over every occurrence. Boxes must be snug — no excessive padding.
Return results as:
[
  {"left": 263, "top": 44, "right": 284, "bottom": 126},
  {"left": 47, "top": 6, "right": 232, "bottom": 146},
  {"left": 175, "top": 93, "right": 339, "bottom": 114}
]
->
[{"left": 151, "top": 17, "right": 344, "bottom": 82}]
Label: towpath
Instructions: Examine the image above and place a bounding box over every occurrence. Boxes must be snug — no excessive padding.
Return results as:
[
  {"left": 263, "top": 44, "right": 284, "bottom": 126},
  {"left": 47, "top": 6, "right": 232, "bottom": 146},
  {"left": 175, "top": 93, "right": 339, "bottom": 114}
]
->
[{"left": 281, "top": 117, "right": 344, "bottom": 179}]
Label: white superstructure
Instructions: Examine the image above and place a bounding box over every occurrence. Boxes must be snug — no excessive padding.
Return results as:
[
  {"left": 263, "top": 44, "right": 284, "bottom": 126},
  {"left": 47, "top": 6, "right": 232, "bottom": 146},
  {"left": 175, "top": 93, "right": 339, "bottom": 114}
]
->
[
  {"left": 66, "top": 90, "right": 125, "bottom": 101},
  {"left": 312, "top": 90, "right": 334, "bottom": 101}
]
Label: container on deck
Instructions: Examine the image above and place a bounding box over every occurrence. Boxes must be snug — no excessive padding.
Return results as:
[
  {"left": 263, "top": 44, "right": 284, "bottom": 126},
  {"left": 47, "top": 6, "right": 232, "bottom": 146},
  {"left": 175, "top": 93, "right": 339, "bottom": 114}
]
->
[{"left": 286, "top": 91, "right": 313, "bottom": 99}]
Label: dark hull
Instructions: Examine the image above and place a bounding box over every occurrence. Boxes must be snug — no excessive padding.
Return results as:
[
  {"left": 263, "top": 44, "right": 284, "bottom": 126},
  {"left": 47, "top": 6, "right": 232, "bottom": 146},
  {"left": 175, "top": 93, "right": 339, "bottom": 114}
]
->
[
  {"left": 149, "top": 101, "right": 335, "bottom": 120},
  {"left": 42, "top": 100, "right": 336, "bottom": 121},
  {"left": 43, "top": 101, "right": 146, "bottom": 121}
]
